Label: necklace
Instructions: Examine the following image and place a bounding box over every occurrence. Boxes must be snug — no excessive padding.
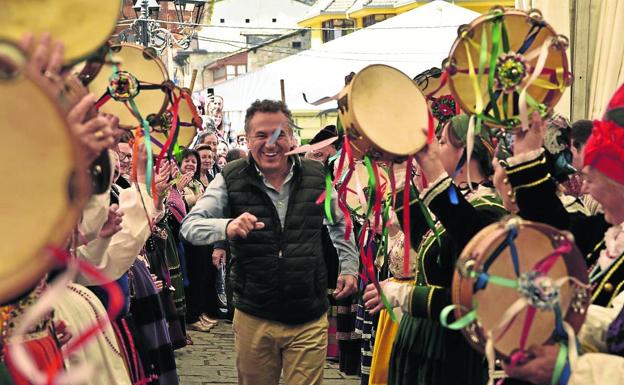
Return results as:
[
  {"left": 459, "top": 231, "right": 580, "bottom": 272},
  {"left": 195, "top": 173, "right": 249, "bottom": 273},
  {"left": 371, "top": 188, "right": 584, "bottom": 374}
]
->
[{"left": 66, "top": 285, "right": 122, "bottom": 357}]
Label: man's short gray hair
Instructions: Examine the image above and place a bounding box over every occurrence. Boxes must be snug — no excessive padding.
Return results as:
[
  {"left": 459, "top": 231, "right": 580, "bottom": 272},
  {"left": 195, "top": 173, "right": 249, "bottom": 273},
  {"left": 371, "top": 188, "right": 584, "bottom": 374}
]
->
[{"left": 244, "top": 99, "right": 294, "bottom": 134}]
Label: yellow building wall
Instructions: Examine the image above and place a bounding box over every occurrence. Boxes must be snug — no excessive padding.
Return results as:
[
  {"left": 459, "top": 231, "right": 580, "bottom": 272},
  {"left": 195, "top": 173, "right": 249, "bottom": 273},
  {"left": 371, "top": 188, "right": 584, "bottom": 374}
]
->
[{"left": 293, "top": 110, "right": 338, "bottom": 141}]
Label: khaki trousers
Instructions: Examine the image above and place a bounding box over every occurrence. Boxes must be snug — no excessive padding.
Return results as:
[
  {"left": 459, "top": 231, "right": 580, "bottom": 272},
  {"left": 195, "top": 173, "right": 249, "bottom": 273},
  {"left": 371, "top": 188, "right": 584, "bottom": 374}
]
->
[{"left": 233, "top": 309, "right": 328, "bottom": 385}]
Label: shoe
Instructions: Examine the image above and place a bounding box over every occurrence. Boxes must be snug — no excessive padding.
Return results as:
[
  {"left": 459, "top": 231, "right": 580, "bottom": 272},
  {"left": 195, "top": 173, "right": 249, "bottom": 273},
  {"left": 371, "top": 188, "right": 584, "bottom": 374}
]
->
[
  {"left": 200, "top": 314, "right": 218, "bottom": 325},
  {"left": 185, "top": 335, "right": 194, "bottom": 345},
  {"left": 187, "top": 321, "right": 213, "bottom": 332}
]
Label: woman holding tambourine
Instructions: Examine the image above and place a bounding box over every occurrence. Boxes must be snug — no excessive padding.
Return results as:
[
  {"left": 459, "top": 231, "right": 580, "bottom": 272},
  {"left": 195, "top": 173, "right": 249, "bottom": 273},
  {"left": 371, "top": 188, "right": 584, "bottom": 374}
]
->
[{"left": 363, "top": 115, "right": 508, "bottom": 385}]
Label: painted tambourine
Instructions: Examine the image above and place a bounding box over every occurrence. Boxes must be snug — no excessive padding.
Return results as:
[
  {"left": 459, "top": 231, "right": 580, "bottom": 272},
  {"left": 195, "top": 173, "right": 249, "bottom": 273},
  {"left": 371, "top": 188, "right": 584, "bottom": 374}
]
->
[
  {"left": 445, "top": 7, "right": 572, "bottom": 130},
  {"left": 88, "top": 43, "right": 170, "bottom": 129},
  {"left": 0, "top": 44, "right": 90, "bottom": 302},
  {"left": 0, "top": 0, "right": 121, "bottom": 63},
  {"left": 449, "top": 217, "right": 589, "bottom": 360},
  {"left": 338, "top": 64, "right": 428, "bottom": 162}
]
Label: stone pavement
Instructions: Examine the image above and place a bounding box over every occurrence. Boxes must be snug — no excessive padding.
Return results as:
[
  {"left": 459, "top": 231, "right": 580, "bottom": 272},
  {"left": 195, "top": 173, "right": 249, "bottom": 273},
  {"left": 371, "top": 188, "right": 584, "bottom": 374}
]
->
[{"left": 176, "top": 322, "right": 360, "bottom": 385}]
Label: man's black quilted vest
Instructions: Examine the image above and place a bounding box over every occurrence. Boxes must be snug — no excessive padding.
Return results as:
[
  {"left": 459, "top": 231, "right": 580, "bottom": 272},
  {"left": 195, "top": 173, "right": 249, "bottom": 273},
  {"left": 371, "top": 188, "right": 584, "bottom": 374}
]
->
[{"left": 222, "top": 156, "right": 328, "bottom": 324}]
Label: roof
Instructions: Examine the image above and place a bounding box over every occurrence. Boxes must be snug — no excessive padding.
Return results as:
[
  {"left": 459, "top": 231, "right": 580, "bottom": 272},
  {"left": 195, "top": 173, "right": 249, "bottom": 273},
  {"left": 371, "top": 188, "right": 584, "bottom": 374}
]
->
[
  {"left": 208, "top": 0, "right": 480, "bottom": 120},
  {"left": 203, "top": 29, "right": 308, "bottom": 70},
  {"left": 347, "top": 0, "right": 403, "bottom": 13},
  {"left": 300, "top": 0, "right": 357, "bottom": 21}
]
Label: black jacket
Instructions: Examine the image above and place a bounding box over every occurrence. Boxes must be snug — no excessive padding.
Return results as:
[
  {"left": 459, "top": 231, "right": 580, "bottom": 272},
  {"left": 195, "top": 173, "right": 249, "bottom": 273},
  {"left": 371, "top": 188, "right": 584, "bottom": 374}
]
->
[{"left": 222, "top": 156, "right": 329, "bottom": 324}]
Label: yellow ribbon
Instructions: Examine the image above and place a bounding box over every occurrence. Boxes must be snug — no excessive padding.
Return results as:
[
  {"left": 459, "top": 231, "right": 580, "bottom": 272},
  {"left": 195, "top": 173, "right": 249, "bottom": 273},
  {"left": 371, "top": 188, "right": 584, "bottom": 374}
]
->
[{"left": 464, "top": 41, "right": 484, "bottom": 114}]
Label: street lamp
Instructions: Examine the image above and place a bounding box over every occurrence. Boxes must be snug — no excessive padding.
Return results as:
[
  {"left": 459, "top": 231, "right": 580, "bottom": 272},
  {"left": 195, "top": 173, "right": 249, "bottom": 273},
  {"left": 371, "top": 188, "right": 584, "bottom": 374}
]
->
[
  {"left": 160, "top": 0, "right": 207, "bottom": 26},
  {"left": 132, "top": 0, "right": 161, "bottom": 46},
  {"left": 133, "top": 0, "right": 161, "bottom": 19}
]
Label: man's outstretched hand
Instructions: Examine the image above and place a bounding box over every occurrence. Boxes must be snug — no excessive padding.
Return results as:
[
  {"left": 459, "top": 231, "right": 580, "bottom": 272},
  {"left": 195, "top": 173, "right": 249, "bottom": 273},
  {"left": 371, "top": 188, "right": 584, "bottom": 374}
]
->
[{"left": 226, "top": 212, "right": 265, "bottom": 240}]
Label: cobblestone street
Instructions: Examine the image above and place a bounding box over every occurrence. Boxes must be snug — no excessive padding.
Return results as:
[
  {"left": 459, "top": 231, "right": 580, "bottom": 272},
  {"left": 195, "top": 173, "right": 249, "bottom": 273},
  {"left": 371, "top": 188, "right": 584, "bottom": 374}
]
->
[{"left": 176, "top": 323, "right": 360, "bottom": 385}]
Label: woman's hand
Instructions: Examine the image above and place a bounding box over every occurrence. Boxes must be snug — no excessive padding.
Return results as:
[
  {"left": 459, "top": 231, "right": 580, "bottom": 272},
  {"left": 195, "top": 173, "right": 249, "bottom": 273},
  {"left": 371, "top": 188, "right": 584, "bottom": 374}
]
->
[
  {"left": 212, "top": 248, "right": 226, "bottom": 268},
  {"left": 414, "top": 129, "right": 446, "bottom": 184},
  {"left": 362, "top": 281, "right": 385, "bottom": 314},
  {"left": 66, "top": 94, "right": 115, "bottom": 163},
  {"left": 99, "top": 204, "right": 124, "bottom": 238},
  {"left": 513, "top": 111, "right": 546, "bottom": 155},
  {"left": 154, "top": 159, "right": 172, "bottom": 209},
  {"left": 177, "top": 172, "right": 193, "bottom": 191}
]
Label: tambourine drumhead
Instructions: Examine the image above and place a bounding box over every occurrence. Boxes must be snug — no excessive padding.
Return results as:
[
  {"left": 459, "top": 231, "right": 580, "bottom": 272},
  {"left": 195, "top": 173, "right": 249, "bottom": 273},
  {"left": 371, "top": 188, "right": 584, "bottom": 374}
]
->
[
  {"left": 88, "top": 44, "right": 169, "bottom": 128},
  {"left": 0, "top": 64, "right": 89, "bottom": 302},
  {"left": 340, "top": 65, "right": 428, "bottom": 160},
  {"left": 150, "top": 88, "right": 200, "bottom": 156},
  {"left": 150, "top": 125, "right": 197, "bottom": 156},
  {"left": 343, "top": 161, "right": 390, "bottom": 217},
  {"left": 452, "top": 219, "right": 588, "bottom": 358},
  {"left": 0, "top": 0, "right": 121, "bottom": 63},
  {"left": 447, "top": 9, "right": 571, "bottom": 129}
]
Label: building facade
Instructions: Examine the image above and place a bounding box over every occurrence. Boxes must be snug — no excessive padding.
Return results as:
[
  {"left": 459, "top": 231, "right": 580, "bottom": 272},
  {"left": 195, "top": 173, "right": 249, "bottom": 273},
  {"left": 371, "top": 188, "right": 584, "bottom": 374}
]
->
[{"left": 298, "top": 0, "right": 515, "bottom": 47}]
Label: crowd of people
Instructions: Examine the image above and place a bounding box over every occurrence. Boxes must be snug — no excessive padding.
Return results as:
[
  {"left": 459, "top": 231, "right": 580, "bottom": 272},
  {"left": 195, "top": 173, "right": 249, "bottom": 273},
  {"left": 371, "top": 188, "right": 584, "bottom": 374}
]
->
[{"left": 2, "top": 22, "right": 624, "bottom": 385}]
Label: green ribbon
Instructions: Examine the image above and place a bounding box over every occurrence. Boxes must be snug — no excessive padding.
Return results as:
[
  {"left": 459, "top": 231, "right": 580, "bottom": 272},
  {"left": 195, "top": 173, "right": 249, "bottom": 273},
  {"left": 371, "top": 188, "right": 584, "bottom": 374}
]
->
[
  {"left": 551, "top": 342, "right": 568, "bottom": 385},
  {"left": 417, "top": 196, "right": 441, "bottom": 247},
  {"left": 469, "top": 270, "right": 518, "bottom": 289},
  {"left": 501, "top": 20, "right": 510, "bottom": 52},
  {"left": 363, "top": 156, "right": 376, "bottom": 220},
  {"left": 128, "top": 98, "right": 153, "bottom": 196},
  {"left": 324, "top": 169, "right": 334, "bottom": 225},
  {"left": 487, "top": 19, "right": 502, "bottom": 123},
  {"left": 440, "top": 304, "right": 477, "bottom": 330},
  {"left": 380, "top": 288, "right": 398, "bottom": 322}
]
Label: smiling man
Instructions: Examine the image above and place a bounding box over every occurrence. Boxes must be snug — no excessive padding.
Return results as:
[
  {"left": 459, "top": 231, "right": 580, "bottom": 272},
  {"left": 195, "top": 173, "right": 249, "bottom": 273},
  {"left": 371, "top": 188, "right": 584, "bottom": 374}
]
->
[{"left": 180, "top": 99, "right": 358, "bottom": 385}]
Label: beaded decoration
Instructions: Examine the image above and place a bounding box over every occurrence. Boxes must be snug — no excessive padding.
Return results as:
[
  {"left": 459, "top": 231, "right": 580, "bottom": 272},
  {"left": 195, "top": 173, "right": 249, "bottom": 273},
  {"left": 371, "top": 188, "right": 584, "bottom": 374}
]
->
[
  {"left": 108, "top": 71, "right": 140, "bottom": 102},
  {"left": 494, "top": 52, "right": 529, "bottom": 94}
]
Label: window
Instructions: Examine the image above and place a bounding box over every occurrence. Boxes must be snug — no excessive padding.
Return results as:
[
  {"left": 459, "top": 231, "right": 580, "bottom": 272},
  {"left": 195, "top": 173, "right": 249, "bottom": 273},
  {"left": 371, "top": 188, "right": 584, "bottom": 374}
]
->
[
  {"left": 213, "top": 66, "right": 226, "bottom": 80},
  {"left": 291, "top": 41, "right": 302, "bottom": 49},
  {"left": 362, "top": 14, "right": 394, "bottom": 27},
  {"left": 220, "top": 18, "right": 225, "bottom": 23},
  {"left": 237, "top": 64, "right": 247, "bottom": 75},
  {"left": 322, "top": 19, "right": 355, "bottom": 43},
  {"left": 226, "top": 65, "right": 237, "bottom": 76}
]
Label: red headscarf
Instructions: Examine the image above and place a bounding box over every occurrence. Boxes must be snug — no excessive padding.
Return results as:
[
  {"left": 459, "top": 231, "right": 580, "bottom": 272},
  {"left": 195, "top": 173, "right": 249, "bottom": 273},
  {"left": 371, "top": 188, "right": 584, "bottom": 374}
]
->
[{"left": 583, "top": 83, "right": 624, "bottom": 185}]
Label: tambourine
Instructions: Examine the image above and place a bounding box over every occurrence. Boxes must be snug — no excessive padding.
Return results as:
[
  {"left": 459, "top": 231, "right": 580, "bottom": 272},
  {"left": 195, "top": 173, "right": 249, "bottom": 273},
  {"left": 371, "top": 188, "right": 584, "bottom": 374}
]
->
[
  {"left": 0, "top": 0, "right": 121, "bottom": 63},
  {"left": 342, "top": 161, "right": 390, "bottom": 219},
  {"left": 149, "top": 87, "right": 201, "bottom": 156},
  {"left": 446, "top": 7, "right": 572, "bottom": 129},
  {"left": 450, "top": 217, "right": 589, "bottom": 359},
  {"left": 88, "top": 44, "right": 170, "bottom": 129},
  {"left": 414, "top": 65, "right": 459, "bottom": 132},
  {"left": 0, "top": 45, "right": 90, "bottom": 303},
  {"left": 338, "top": 64, "right": 428, "bottom": 161}
]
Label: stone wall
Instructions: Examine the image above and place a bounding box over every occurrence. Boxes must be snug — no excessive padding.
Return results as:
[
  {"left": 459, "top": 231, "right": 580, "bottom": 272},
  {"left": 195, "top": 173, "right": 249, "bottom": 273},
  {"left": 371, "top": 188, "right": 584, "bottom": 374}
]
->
[{"left": 247, "top": 30, "right": 311, "bottom": 72}]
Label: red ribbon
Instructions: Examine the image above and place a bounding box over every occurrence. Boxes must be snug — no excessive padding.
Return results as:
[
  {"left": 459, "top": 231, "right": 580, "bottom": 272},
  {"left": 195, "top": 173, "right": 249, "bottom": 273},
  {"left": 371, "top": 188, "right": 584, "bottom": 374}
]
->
[
  {"left": 403, "top": 155, "right": 414, "bottom": 277},
  {"left": 94, "top": 93, "right": 112, "bottom": 110}
]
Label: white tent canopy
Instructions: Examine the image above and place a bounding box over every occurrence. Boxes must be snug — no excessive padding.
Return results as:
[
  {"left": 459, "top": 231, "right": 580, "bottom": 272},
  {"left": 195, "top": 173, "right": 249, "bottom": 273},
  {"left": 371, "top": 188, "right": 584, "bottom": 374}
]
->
[{"left": 205, "top": 1, "right": 479, "bottom": 131}]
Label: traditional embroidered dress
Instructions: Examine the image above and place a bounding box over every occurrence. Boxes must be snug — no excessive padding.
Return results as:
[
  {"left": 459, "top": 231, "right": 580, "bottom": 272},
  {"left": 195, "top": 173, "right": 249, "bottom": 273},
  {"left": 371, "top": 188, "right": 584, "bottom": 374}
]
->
[
  {"left": 369, "top": 230, "right": 417, "bottom": 385},
  {"left": 1, "top": 280, "right": 63, "bottom": 385},
  {"left": 388, "top": 179, "right": 507, "bottom": 385},
  {"left": 53, "top": 283, "right": 132, "bottom": 385}
]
